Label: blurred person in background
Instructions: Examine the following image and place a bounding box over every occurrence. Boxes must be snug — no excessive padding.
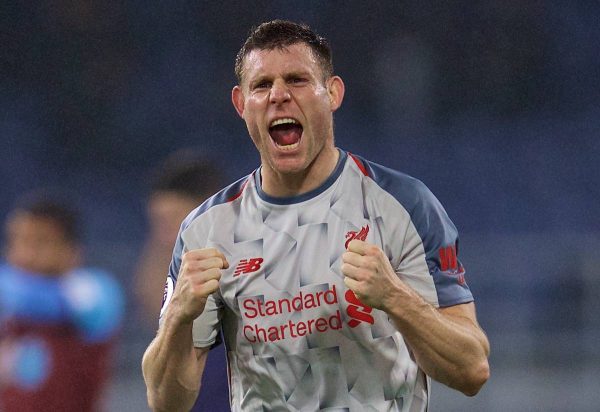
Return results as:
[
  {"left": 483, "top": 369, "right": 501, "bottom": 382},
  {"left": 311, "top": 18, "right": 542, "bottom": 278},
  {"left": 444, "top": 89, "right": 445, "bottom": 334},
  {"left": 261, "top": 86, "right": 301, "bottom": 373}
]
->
[
  {"left": 134, "top": 150, "right": 225, "bottom": 324},
  {"left": 0, "top": 192, "right": 124, "bottom": 412},
  {"left": 143, "top": 20, "right": 489, "bottom": 411},
  {"left": 133, "top": 150, "right": 229, "bottom": 411}
]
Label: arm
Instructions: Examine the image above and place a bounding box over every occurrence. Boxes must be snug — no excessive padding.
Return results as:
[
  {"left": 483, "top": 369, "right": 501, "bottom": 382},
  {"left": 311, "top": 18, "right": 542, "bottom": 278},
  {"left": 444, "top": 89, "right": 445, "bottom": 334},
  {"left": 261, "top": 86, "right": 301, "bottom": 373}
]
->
[
  {"left": 0, "top": 265, "right": 124, "bottom": 344},
  {"left": 142, "top": 248, "right": 228, "bottom": 412},
  {"left": 384, "top": 292, "right": 489, "bottom": 395},
  {"left": 342, "top": 240, "right": 490, "bottom": 396},
  {"left": 142, "top": 316, "right": 208, "bottom": 412}
]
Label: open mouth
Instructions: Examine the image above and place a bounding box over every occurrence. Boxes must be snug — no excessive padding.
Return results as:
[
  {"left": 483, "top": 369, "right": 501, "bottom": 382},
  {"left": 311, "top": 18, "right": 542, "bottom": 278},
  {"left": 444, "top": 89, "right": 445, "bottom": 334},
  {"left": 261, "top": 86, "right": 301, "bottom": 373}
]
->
[{"left": 269, "top": 118, "right": 303, "bottom": 151}]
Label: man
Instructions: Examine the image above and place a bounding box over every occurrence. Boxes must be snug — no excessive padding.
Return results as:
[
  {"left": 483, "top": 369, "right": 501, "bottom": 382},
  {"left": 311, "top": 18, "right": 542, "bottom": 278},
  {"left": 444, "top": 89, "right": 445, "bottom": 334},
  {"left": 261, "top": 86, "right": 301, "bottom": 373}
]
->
[
  {"left": 143, "top": 20, "right": 490, "bottom": 411},
  {"left": 133, "top": 150, "right": 229, "bottom": 411},
  {"left": 0, "top": 193, "right": 124, "bottom": 411}
]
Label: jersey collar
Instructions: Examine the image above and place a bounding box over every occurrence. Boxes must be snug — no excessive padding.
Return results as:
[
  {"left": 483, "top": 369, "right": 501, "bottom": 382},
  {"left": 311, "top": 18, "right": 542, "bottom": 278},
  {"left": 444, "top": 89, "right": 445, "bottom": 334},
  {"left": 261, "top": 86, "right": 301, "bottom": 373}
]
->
[{"left": 255, "top": 148, "right": 347, "bottom": 205}]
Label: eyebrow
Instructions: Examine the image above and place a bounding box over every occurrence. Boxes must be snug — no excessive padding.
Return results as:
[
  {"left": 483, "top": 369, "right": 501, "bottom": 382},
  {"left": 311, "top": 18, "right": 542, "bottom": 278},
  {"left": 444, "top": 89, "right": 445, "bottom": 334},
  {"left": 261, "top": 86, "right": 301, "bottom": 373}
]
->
[
  {"left": 248, "top": 69, "right": 313, "bottom": 85},
  {"left": 283, "top": 71, "right": 312, "bottom": 80}
]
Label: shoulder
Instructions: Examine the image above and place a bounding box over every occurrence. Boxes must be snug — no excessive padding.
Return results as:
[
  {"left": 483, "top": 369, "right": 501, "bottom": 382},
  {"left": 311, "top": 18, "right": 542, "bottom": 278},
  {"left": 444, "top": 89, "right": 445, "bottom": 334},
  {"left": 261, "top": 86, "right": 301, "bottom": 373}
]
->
[
  {"left": 346, "top": 152, "right": 440, "bottom": 215},
  {"left": 180, "top": 171, "right": 255, "bottom": 231}
]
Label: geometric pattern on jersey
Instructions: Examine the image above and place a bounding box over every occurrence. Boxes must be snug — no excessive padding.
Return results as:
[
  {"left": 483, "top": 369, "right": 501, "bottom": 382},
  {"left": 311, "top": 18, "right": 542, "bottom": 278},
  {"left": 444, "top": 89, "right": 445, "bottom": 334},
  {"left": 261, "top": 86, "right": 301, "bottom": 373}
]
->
[{"left": 160, "top": 149, "right": 473, "bottom": 412}]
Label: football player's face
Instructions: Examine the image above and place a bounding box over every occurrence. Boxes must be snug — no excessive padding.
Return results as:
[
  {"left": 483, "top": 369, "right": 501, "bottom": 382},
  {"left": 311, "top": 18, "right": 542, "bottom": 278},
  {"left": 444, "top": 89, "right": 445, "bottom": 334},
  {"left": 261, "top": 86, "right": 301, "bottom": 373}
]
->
[
  {"left": 232, "top": 43, "right": 344, "bottom": 179},
  {"left": 5, "top": 212, "right": 79, "bottom": 276}
]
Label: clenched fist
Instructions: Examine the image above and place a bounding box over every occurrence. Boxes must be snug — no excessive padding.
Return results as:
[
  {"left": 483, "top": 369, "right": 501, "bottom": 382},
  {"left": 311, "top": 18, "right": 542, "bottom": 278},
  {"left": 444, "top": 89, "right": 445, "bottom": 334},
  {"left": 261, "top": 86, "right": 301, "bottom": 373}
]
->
[
  {"left": 341, "top": 239, "right": 403, "bottom": 311},
  {"left": 168, "top": 248, "right": 229, "bottom": 324}
]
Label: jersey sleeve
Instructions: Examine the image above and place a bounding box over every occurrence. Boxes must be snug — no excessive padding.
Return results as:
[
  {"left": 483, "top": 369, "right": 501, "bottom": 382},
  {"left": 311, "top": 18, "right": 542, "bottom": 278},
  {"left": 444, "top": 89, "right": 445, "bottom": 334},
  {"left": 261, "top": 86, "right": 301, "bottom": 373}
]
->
[
  {"left": 354, "top": 154, "right": 474, "bottom": 308},
  {"left": 399, "top": 180, "right": 473, "bottom": 307},
  {"left": 158, "top": 218, "right": 223, "bottom": 348}
]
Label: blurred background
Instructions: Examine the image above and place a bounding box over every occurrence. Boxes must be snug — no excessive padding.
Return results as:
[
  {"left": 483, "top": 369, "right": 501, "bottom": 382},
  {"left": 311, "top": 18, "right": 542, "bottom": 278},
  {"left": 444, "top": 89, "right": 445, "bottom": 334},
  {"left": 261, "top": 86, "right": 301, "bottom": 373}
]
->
[{"left": 1, "top": 1, "right": 599, "bottom": 411}]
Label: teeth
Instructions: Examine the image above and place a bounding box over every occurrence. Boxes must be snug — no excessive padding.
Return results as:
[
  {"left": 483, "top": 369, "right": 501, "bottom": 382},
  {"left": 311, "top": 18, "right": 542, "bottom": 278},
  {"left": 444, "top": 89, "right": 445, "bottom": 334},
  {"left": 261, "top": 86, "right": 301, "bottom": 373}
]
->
[
  {"left": 277, "top": 141, "right": 300, "bottom": 150},
  {"left": 270, "top": 118, "right": 297, "bottom": 127}
]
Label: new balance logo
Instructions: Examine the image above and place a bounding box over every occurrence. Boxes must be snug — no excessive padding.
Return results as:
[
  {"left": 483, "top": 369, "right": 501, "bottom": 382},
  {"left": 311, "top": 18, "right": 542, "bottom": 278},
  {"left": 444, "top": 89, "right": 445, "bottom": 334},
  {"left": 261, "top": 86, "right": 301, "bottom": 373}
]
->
[
  {"left": 234, "top": 258, "right": 264, "bottom": 276},
  {"left": 344, "top": 289, "right": 374, "bottom": 328},
  {"left": 345, "top": 225, "right": 370, "bottom": 249}
]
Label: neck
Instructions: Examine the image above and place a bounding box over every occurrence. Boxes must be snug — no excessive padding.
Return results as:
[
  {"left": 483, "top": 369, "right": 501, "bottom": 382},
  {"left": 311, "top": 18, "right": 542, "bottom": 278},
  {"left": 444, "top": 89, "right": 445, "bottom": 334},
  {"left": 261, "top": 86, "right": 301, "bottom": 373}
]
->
[{"left": 261, "top": 146, "right": 340, "bottom": 197}]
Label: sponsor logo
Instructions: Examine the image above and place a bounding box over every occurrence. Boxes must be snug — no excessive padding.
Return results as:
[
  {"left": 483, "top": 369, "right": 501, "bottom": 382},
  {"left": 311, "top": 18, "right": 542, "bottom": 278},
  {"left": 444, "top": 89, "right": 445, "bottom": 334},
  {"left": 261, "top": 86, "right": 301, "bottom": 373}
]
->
[
  {"left": 239, "top": 285, "right": 379, "bottom": 343},
  {"left": 234, "top": 258, "right": 264, "bottom": 276},
  {"left": 438, "top": 245, "right": 458, "bottom": 271},
  {"left": 438, "top": 245, "right": 465, "bottom": 285},
  {"left": 344, "top": 289, "right": 374, "bottom": 328},
  {"left": 345, "top": 225, "right": 370, "bottom": 249},
  {"left": 241, "top": 285, "right": 341, "bottom": 343}
]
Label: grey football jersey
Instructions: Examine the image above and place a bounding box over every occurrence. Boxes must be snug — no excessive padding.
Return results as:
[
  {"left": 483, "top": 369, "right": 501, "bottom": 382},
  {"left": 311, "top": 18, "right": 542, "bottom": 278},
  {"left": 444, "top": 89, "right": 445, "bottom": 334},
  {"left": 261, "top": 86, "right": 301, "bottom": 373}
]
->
[{"left": 161, "top": 149, "right": 473, "bottom": 411}]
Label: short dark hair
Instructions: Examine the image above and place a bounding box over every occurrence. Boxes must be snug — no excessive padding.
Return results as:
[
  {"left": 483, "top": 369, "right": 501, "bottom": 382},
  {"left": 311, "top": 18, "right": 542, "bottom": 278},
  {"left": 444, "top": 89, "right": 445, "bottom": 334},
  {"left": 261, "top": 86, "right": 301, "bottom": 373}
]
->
[
  {"left": 151, "top": 149, "right": 224, "bottom": 201},
  {"left": 235, "top": 20, "right": 333, "bottom": 84},
  {"left": 11, "top": 191, "right": 81, "bottom": 244}
]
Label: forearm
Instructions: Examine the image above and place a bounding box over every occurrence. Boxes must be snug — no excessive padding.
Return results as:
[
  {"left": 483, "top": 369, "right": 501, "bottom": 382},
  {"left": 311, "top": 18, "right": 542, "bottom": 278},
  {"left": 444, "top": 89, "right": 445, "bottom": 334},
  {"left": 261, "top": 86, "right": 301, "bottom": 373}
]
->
[
  {"left": 142, "top": 246, "right": 228, "bottom": 410},
  {"left": 142, "top": 309, "right": 206, "bottom": 412},
  {"left": 386, "top": 287, "right": 489, "bottom": 395}
]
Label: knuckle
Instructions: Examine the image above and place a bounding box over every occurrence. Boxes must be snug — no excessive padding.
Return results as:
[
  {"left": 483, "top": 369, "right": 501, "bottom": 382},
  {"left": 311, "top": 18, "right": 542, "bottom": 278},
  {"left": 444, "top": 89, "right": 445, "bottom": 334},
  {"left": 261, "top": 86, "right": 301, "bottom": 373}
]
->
[
  {"left": 205, "top": 247, "right": 220, "bottom": 256},
  {"left": 366, "top": 259, "right": 378, "bottom": 271},
  {"left": 366, "top": 245, "right": 379, "bottom": 255},
  {"left": 191, "top": 282, "right": 207, "bottom": 297},
  {"left": 210, "top": 256, "right": 225, "bottom": 269},
  {"left": 196, "top": 268, "right": 216, "bottom": 283},
  {"left": 358, "top": 268, "right": 370, "bottom": 280},
  {"left": 208, "top": 267, "right": 223, "bottom": 279},
  {"left": 200, "top": 279, "right": 219, "bottom": 295},
  {"left": 183, "top": 261, "right": 197, "bottom": 272},
  {"left": 190, "top": 261, "right": 206, "bottom": 273}
]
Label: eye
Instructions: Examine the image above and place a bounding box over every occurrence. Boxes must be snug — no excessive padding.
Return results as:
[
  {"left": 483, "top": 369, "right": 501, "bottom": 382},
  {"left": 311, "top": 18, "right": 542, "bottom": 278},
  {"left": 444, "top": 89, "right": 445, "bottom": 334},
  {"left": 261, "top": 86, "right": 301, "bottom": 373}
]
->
[
  {"left": 253, "top": 81, "right": 271, "bottom": 90},
  {"left": 289, "top": 77, "right": 307, "bottom": 85}
]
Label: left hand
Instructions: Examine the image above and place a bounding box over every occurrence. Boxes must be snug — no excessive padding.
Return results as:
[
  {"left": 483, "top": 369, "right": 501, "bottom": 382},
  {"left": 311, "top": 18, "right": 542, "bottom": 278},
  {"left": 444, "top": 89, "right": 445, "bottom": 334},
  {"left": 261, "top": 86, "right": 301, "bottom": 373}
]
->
[{"left": 341, "top": 240, "right": 402, "bottom": 310}]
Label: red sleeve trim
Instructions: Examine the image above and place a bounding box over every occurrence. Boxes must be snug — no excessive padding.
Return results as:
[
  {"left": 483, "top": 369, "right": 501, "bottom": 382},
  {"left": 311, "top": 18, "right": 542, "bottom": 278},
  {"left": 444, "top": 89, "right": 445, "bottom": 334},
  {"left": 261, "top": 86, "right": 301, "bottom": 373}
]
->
[{"left": 227, "top": 175, "right": 251, "bottom": 202}]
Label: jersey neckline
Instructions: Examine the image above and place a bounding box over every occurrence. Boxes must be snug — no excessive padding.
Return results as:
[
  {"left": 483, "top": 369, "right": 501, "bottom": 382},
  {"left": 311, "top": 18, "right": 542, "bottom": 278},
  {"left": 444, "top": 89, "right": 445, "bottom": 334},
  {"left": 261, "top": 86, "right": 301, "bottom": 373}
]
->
[{"left": 254, "top": 148, "right": 347, "bottom": 205}]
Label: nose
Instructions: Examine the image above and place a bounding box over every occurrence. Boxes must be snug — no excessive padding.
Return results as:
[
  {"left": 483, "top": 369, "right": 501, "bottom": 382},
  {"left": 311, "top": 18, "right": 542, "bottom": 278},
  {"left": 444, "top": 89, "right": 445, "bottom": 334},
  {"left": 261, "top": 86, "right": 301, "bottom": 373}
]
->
[{"left": 269, "top": 80, "right": 291, "bottom": 105}]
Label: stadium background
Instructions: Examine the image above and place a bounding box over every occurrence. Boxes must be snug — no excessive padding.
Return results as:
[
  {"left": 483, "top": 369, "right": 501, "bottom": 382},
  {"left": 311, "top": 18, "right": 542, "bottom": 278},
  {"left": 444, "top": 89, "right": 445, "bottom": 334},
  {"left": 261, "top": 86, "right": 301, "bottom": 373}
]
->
[{"left": 1, "top": 2, "right": 599, "bottom": 410}]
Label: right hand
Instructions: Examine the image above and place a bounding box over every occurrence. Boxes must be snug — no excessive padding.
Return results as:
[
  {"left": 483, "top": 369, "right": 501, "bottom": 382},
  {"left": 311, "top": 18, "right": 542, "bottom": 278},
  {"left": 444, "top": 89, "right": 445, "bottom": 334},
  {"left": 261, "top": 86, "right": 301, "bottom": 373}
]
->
[{"left": 169, "top": 248, "right": 229, "bottom": 324}]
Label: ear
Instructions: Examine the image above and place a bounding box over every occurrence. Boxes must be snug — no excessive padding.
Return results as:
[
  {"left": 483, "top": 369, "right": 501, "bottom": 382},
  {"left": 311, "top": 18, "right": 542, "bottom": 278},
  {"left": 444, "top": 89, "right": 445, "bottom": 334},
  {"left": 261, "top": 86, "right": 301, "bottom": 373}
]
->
[
  {"left": 232, "top": 85, "right": 245, "bottom": 118},
  {"left": 327, "top": 76, "right": 345, "bottom": 112}
]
